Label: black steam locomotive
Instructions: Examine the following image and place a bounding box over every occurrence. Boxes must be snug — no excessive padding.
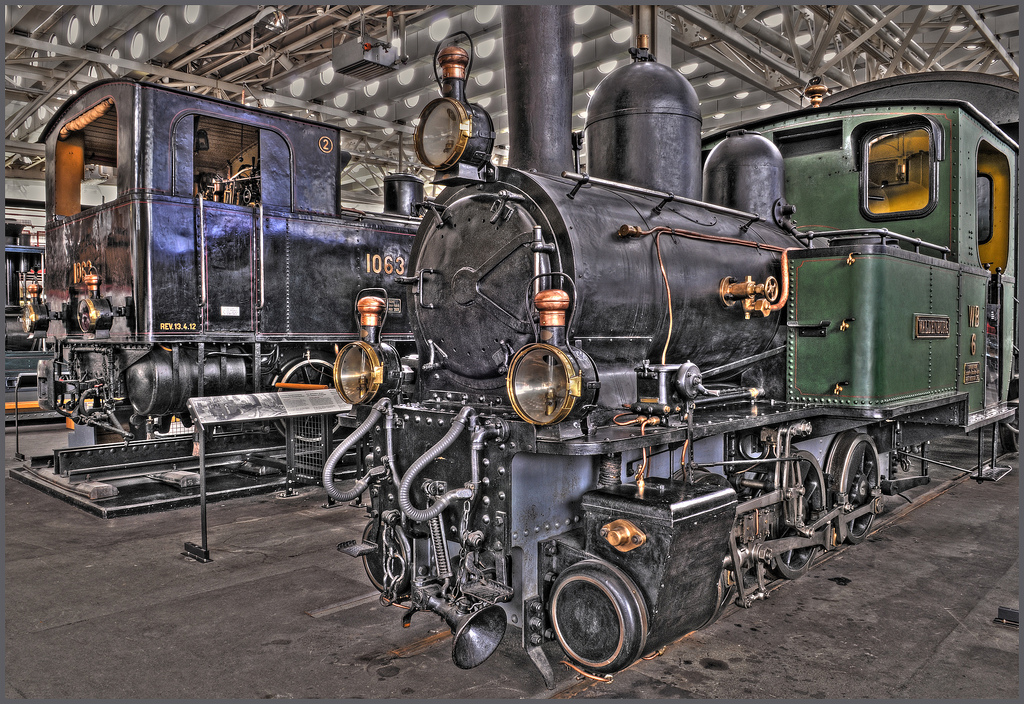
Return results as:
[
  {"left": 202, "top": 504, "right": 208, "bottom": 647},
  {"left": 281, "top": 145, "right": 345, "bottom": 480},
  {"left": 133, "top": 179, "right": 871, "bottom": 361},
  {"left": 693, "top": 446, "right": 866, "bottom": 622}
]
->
[
  {"left": 25, "top": 79, "right": 420, "bottom": 442},
  {"left": 321, "top": 27, "right": 1017, "bottom": 687}
]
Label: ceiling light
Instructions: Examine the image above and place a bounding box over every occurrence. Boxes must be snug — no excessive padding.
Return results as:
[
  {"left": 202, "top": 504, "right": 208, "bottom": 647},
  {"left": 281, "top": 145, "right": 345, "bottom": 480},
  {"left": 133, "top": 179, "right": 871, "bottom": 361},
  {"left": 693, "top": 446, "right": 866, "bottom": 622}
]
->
[
  {"left": 346, "top": 118, "right": 358, "bottom": 127},
  {"left": 405, "top": 94, "right": 420, "bottom": 108},
  {"left": 320, "top": 66, "right": 335, "bottom": 85},
  {"left": 712, "top": 112, "right": 725, "bottom": 119},
  {"left": 949, "top": 24, "right": 967, "bottom": 33},
  {"left": 333, "top": 92, "right": 350, "bottom": 108},
  {"left": 586, "top": 89, "right": 595, "bottom": 98},
  {"left": 758, "top": 102, "right": 772, "bottom": 110},
  {"left": 364, "top": 80, "right": 380, "bottom": 97},
  {"left": 475, "top": 70, "right": 494, "bottom": 86},
  {"left": 155, "top": 13, "right": 171, "bottom": 43},
  {"left": 499, "top": 126, "right": 510, "bottom": 134},
  {"left": 428, "top": 17, "right": 451, "bottom": 42},
  {"left": 573, "top": 6, "right": 596, "bottom": 25},
  {"left": 477, "top": 96, "right": 491, "bottom": 108},
  {"left": 48, "top": 34, "right": 59, "bottom": 57},
  {"left": 67, "top": 16, "right": 80, "bottom": 44},
  {"left": 373, "top": 105, "right": 389, "bottom": 118},
  {"left": 383, "top": 127, "right": 394, "bottom": 135},
  {"left": 610, "top": 27, "right": 631, "bottom": 44},
  {"left": 477, "top": 38, "right": 496, "bottom": 58},
  {"left": 412, "top": 117, "right": 420, "bottom": 127},
  {"left": 572, "top": 42, "right": 582, "bottom": 57},
  {"left": 927, "top": 5, "right": 948, "bottom": 13},
  {"left": 823, "top": 50, "right": 837, "bottom": 61},
  {"left": 289, "top": 77, "right": 306, "bottom": 97},
  {"left": 130, "top": 32, "right": 146, "bottom": 59},
  {"left": 761, "top": 12, "right": 783, "bottom": 28},
  {"left": 795, "top": 33, "right": 812, "bottom": 46},
  {"left": 964, "top": 44, "right": 980, "bottom": 51},
  {"left": 707, "top": 77, "right": 726, "bottom": 87},
  {"left": 397, "top": 68, "right": 415, "bottom": 85},
  {"left": 679, "top": 62, "right": 698, "bottom": 75},
  {"left": 262, "top": 96, "right": 275, "bottom": 108},
  {"left": 474, "top": 5, "right": 498, "bottom": 25},
  {"left": 578, "top": 111, "right": 588, "bottom": 119},
  {"left": 183, "top": 5, "right": 201, "bottom": 25},
  {"left": 89, "top": 5, "right": 104, "bottom": 26},
  {"left": 734, "top": 91, "right": 749, "bottom": 99},
  {"left": 598, "top": 60, "right": 619, "bottom": 74},
  {"left": 107, "top": 48, "right": 120, "bottom": 74}
]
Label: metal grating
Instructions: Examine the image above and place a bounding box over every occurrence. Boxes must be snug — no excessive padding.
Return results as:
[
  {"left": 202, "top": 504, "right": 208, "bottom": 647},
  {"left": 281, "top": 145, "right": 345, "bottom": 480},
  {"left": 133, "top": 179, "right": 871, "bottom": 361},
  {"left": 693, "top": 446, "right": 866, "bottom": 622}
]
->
[{"left": 291, "top": 415, "right": 328, "bottom": 482}]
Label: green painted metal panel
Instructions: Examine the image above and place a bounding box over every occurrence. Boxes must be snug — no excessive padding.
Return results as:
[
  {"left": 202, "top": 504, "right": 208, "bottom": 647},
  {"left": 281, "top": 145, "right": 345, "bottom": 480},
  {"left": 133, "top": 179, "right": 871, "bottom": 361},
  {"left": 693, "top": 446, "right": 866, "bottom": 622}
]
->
[
  {"left": 787, "top": 249, "right": 959, "bottom": 408},
  {"left": 957, "top": 271, "right": 989, "bottom": 411}
]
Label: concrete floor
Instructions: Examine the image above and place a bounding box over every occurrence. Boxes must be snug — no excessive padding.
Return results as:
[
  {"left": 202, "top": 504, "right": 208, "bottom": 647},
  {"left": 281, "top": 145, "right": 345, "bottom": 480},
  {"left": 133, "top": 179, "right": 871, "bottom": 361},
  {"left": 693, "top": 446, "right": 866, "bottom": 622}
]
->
[{"left": 5, "top": 421, "right": 1019, "bottom": 699}]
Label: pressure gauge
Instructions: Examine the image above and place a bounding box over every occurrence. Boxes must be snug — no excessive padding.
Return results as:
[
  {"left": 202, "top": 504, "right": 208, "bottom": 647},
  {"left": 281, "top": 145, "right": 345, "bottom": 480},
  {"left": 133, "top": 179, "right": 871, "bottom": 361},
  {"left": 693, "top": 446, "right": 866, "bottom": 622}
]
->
[{"left": 414, "top": 98, "right": 473, "bottom": 170}]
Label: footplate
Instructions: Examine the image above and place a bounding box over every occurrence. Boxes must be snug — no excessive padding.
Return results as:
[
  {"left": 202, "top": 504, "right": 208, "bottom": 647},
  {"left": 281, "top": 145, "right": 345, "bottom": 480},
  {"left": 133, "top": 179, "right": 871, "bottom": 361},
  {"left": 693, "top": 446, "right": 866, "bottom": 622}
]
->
[
  {"left": 460, "top": 578, "right": 514, "bottom": 604},
  {"left": 337, "top": 539, "right": 377, "bottom": 557}
]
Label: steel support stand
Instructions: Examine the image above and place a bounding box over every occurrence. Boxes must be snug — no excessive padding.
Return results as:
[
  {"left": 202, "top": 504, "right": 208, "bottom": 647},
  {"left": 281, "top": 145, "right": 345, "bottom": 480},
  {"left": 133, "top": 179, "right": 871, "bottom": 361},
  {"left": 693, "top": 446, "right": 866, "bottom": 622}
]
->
[
  {"left": 13, "top": 373, "right": 28, "bottom": 461},
  {"left": 183, "top": 422, "right": 212, "bottom": 562}
]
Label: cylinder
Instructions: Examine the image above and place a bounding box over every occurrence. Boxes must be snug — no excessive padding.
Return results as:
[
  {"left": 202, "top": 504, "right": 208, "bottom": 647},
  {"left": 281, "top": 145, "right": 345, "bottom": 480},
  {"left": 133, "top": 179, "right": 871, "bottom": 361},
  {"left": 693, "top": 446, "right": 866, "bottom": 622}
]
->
[
  {"left": 703, "top": 130, "right": 788, "bottom": 227},
  {"left": 585, "top": 59, "right": 702, "bottom": 197},
  {"left": 125, "top": 346, "right": 247, "bottom": 416},
  {"left": 383, "top": 173, "right": 424, "bottom": 217},
  {"left": 500, "top": 5, "right": 574, "bottom": 175}
]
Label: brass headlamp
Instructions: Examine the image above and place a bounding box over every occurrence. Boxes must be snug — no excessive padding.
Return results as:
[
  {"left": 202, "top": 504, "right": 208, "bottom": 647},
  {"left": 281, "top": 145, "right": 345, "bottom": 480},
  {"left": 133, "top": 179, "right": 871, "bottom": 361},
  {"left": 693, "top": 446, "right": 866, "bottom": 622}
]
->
[
  {"left": 333, "top": 295, "right": 404, "bottom": 404},
  {"left": 506, "top": 289, "right": 598, "bottom": 426}
]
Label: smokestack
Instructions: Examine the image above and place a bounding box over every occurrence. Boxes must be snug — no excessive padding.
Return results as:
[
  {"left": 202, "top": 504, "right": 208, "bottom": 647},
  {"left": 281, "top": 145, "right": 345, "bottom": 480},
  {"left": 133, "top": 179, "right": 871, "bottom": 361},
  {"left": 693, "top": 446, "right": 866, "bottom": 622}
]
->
[{"left": 500, "top": 5, "right": 574, "bottom": 175}]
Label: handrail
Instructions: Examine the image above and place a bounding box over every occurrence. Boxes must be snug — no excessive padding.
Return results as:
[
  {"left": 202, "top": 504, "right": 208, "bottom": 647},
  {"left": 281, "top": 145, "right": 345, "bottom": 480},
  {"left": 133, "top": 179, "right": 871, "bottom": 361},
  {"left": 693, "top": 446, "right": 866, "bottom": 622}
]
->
[
  {"left": 822, "top": 228, "right": 951, "bottom": 258},
  {"left": 561, "top": 170, "right": 763, "bottom": 224},
  {"left": 257, "top": 203, "right": 265, "bottom": 311}
]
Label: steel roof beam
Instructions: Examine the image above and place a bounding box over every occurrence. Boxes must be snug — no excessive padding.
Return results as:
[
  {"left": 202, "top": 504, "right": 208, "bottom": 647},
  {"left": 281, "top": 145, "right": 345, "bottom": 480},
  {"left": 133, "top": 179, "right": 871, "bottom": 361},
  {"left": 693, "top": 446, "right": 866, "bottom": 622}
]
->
[
  {"left": 4, "top": 34, "right": 413, "bottom": 135},
  {"left": 960, "top": 4, "right": 1019, "bottom": 78},
  {"left": 815, "top": 6, "right": 910, "bottom": 78},
  {"left": 672, "top": 4, "right": 853, "bottom": 88}
]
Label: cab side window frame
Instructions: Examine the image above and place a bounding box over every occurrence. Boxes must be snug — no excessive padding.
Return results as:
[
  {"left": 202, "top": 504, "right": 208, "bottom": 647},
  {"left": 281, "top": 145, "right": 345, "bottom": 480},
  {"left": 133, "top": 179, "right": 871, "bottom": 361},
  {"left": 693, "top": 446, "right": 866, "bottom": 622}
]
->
[{"left": 853, "top": 115, "right": 943, "bottom": 222}]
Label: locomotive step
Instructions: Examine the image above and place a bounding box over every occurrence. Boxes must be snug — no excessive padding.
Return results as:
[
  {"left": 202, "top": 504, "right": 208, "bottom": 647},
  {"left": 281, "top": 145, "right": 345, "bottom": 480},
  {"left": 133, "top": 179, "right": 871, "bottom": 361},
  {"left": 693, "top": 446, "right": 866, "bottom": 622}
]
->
[{"left": 337, "top": 540, "right": 377, "bottom": 557}]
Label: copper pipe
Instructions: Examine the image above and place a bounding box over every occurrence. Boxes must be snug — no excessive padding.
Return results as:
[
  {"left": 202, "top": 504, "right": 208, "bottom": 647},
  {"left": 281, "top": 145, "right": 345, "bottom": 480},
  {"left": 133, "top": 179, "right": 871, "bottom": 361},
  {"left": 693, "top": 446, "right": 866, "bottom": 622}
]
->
[
  {"left": 621, "top": 225, "right": 795, "bottom": 314},
  {"left": 58, "top": 98, "right": 114, "bottom": 141}
]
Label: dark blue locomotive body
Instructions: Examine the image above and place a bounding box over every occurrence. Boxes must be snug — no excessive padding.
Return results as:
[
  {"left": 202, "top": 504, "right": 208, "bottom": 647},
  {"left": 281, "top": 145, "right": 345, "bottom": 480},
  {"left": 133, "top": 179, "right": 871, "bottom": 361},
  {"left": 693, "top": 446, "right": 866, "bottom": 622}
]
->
[{"left": 29, "top": 79, "right": 418, "bottom": 437}]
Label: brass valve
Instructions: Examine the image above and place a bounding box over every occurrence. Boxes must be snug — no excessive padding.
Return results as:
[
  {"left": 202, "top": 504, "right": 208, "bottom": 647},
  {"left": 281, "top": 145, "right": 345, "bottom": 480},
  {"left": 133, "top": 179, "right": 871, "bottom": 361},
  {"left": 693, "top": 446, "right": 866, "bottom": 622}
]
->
[
  {"left": 720, "top": 275, "right": 779, "bottom": 319},
  {"left": 599, "top": 519, "right": 646, "bottom": 552}
]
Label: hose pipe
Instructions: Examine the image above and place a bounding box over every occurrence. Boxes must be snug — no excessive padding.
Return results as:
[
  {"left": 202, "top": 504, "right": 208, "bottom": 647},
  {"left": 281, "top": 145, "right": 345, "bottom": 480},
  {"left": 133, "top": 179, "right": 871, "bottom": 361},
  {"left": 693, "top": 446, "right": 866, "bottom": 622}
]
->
[
  {"left": 398, "top": 406, "right": 476, "bottom": 522},
  {"left": 323, "top": 398, "right": 389, "bottom": 503}
]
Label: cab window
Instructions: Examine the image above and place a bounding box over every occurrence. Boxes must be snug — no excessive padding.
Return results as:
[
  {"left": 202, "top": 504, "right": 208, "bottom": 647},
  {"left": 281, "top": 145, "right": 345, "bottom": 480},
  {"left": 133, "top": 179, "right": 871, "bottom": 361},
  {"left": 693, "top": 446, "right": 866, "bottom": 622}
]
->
[
  {"left": 53, "top": 97, "right": 118, "bottom": 217},
  {"left": 192, "top": 115, "right": 262, "bottom": 206},
  {"left": 977, "top": 140, "right": 1010, "bottom": 272},
  {"left": 862, "top": 125, "right": 934, "bottom": 219}
]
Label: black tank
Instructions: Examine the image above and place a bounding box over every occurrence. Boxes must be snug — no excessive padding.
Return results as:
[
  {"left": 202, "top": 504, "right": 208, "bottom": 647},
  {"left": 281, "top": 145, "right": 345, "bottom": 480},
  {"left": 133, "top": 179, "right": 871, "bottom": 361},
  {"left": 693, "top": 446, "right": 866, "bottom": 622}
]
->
[{"left": 585, "top": 58, "right": 702, "bottom": 198}]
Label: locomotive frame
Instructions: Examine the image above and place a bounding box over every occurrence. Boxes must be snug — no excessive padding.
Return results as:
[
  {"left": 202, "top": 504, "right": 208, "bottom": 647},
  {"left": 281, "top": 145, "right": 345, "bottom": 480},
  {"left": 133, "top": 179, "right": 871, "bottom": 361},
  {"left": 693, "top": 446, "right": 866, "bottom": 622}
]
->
[
  {"left": 321, "top": 37, "right": 1017, "bottom": 686},
  {"left": 23, "top": 79, "right": 419, "bottom": 493}
]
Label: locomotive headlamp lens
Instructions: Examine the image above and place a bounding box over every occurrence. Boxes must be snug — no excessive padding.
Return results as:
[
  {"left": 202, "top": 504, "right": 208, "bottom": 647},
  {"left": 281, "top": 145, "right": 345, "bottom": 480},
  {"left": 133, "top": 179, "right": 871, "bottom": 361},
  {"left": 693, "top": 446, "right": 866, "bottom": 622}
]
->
[
  {"left": 333, "top": 341, "right": 384, "bottom": 404},
  {"left": 414, "top": 97, "right": 472, "bottom": 170},
  {"left": 76, "top": 298, "right": 113, "bottom": 333},
  {"left": 21, "top": 303, "right": 47, "bottom": 334},
  {"left": 506, "top": 343, "right": 582, "bottom": 425}
]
